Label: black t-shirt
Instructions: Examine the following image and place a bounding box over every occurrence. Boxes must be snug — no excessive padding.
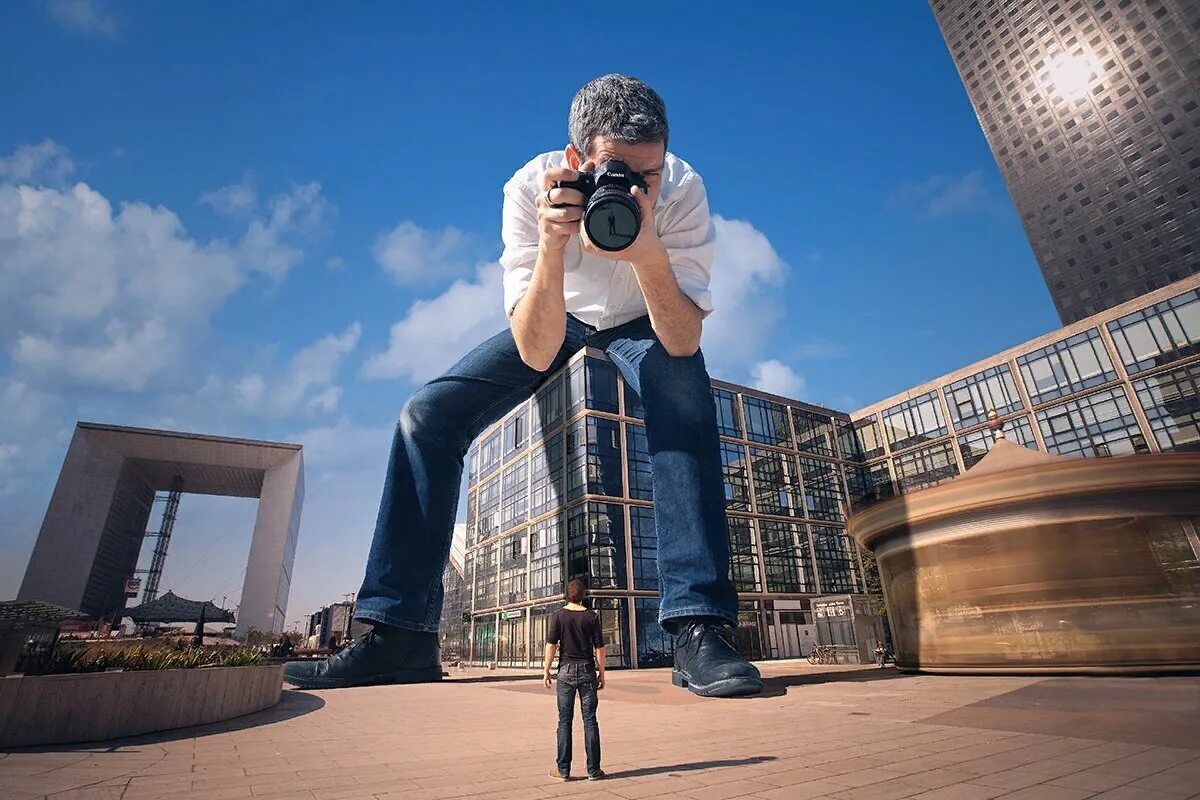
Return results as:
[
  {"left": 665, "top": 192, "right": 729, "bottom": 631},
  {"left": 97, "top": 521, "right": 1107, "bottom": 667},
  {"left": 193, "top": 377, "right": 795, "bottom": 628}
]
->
[{"left": 547, "top": 607, "right": 604, "bottom": 666}]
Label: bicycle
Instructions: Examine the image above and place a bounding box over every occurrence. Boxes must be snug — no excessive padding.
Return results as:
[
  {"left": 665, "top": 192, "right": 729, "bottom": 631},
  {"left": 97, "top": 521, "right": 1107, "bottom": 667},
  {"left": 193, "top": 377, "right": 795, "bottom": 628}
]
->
[{"left": 807, "top": 645, "right": 837, "bottom": 665}]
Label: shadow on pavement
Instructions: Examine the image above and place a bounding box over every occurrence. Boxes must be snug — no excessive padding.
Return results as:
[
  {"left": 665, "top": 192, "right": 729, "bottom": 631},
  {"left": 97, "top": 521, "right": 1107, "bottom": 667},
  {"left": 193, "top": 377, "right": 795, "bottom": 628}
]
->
[
  {"left": 606, "top": 755, "right": 778, "bottom": 779},
  {"left": 756, "top": 667, "right": 913, "bottom": 698},
  {"left": 3, "top": 690, "right": 326, "bottom": 753}
]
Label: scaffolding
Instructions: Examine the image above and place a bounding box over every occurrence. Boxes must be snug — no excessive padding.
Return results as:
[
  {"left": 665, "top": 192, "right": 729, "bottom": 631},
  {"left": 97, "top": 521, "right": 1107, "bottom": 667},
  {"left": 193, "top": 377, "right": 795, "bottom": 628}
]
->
[{"left": 141, "top": 476, "right": 184, "bottom": 604}]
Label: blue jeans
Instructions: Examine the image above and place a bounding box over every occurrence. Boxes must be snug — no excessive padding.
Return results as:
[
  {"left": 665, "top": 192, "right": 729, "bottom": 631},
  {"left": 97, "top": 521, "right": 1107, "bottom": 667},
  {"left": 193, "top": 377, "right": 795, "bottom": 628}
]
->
[
  {"left": 354, "top": 313, "right": 738, "bottom": 631},
  {"left": 556, "top": 661, "right": 600, "bottom": 776}
]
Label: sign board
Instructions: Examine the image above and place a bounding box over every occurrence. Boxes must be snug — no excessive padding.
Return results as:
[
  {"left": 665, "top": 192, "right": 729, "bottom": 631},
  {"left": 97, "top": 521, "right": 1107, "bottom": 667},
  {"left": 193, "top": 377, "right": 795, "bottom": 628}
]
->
[
  {"left": 813, "top": 599, "right": 851, "bottom": 619},
  {"left": 123, "top": 578, "right": 142, "bottom": 597},
  {"left": 500, "top": 609, "right": 523, "bottom": 620}
]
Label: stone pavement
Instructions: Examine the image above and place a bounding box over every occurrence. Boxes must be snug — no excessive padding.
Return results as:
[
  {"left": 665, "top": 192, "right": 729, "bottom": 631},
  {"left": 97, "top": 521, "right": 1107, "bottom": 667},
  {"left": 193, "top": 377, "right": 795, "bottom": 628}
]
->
[{"left": 2, "top": 660, "right": 1198, "bottom": 800}]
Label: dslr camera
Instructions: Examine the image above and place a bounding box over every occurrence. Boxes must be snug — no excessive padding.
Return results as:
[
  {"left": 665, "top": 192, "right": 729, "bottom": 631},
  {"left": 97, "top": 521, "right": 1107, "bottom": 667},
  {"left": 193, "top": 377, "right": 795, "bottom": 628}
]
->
[{"left": 554, "top": 160, "right": 649, "bottom": 252}]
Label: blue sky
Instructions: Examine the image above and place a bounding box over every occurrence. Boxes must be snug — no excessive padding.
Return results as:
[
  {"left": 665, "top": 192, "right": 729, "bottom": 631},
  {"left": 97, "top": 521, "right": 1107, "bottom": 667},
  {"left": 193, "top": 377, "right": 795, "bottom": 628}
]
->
[{"left": 0, "top": 1, "right": 1059, "bottom": 626}]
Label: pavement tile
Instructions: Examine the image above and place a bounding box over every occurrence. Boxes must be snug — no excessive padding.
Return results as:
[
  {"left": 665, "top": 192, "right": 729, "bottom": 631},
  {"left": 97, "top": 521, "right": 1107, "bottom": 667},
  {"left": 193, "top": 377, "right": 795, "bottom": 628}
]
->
[
  {"left": 1090, "top": 788, "right": 1196, "bottom": 799},
  {"left": 906, "top": 785, "right": 1009, "bottom": 800},
  {"left": 996, "top": 788, "right": 1096, "bottom": 800}
]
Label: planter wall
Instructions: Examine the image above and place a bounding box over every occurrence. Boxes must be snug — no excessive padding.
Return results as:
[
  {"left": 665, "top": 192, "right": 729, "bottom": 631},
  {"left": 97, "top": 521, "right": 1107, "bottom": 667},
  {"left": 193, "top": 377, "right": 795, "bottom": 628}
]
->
[{"left": 0, "top": 664, "right": 283, "bottom": 748}]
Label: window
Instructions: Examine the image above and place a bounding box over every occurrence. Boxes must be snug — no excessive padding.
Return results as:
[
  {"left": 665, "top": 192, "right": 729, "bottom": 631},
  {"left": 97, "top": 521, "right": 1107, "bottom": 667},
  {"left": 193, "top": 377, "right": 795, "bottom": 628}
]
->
[
  {"left": 585, "top": 357, "right": 619, "bottom": 413},
  {"left": 882, "top": 391, "right": 948, "bottom": 451},
  {"left": 476, "top": 475, "right": 501, "bottom": 542},
  {"left": 478, "top": 430, "right": 502, "bottom": 477},
  {"left": 749, "top": 447, "right": 803, "bottom": 517},
  {"left": 630, "top": 506, "right": 658, "bottom": 590},
  {"left": 566, "top": 361, "right": 586, "bottom": 418},
  {"left": 727, "top": 515, "right": 761, "bottom": 592},
  {"left": 1017, "top": 329, "right": 1117, "bottom": 404},
  {"left": 841, "top": 416, "right": 884, "bottom": 460},
  {"left": 893, "top": 441, "right": 961, "bottom": 493},
  {"left": 529, "top": 603, "right": 558, "bottom": 652},
  {"left": 529, "top": 515, "right": 564, "bottom": 600},
  {"left": 1134, "top": 362, "right": 1200, "bottom": 452},
  {"left": 467, "top": 447, "right": 480, "bottom": 487},
  {"left": 944, "top": 364, "right": 1025, "bottom": 431},
  {"left": 465, "top": 488, "right": 478, "bottom": 548},
  {"left": 471, "top": 614, "right": 496, "bottom": 665},
  {"left": 759, "top": 520, "right": 815, "bottom": 593},
  {"left": 1037, "top": 387, "right": 1151, "bottom": 458},
  {"left": 792, "top": 408, "right": 837, "bottom": 456},
  {"left": 635, "top": 598, "right": 673, "bottom": 668},
  {"left": 712, "top": 388, "right": 742, "bottom": 438},
  {"left": 811, "top": 525, "right": 861, "bottom": 594},
  {"left": 720, "top": 442, "right": 752, "bottom": 512},
  {"left": 625, "top": 423, "right": 654, "bottom": 501},
  {"left": 846, "top": 463, "right": 895, "bottom": 514},
  {"left": 592, "top": 598, "right": 630, "bottom": 668},
  {"left": 503, "top": 403, "right": 530, "bottom": 460},
  {"left": 498, "top": 533, "right": 528, "bottom": 606},
  {"left": 472, "top": 541, "right": 498, "bottom": 610},
  {"left": 958, "top": 416, "right": 1040, "bottom": 468},
  {"left": 566, "top": 502, "right": 627, "bottom": 589},
  {"left": 624, "top": 382, "right": 645, "bottom": 420},
  {"left": 800, "top": 457, "right": 845, "bottom": 522},
  {"left": 565, "top": 417, "right": 623, "bottom": 500},
  {"left": 1107, "top": 289, "right": 1200, "bottom": 374},
  {"left": 500, "top": 461, "right": 528, "bottom": 532},
  {"left": 530, "top": 431, "right": 565, "bottom": 518},
  {"left": 535, "top": 374, "right": 565, "bottom": 439},
  {"left": 742, "top": 396, "right": 792, "bottom": 447},
  {"left": 496, "top": 611, "right": 526, "bottom": 667}
]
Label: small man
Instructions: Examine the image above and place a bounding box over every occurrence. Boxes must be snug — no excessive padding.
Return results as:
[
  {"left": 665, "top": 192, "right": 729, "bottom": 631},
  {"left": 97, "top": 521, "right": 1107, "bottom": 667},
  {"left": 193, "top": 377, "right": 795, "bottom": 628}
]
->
[{"left": 544, "top": 580, "right": 605, "bottom": 781}]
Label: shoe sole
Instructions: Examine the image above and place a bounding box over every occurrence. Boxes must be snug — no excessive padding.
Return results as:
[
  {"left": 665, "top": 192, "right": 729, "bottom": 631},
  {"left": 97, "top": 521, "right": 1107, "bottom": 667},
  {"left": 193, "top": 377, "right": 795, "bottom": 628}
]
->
[
  {"left": 283, "top": 666, "right": 444, "bottom": 690},
  {"left": 672, "top": 668, "right": 763, "bottom": 697}
]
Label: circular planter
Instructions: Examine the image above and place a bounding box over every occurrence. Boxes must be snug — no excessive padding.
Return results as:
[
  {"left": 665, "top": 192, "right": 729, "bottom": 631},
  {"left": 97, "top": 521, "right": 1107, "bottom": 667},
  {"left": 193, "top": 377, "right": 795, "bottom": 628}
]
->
[
  {"left": 848, "top": 441, "right": 1200, "bottom": 674},
  {"left": 0, "top": 664, "right": 283, "bottom": 748}
]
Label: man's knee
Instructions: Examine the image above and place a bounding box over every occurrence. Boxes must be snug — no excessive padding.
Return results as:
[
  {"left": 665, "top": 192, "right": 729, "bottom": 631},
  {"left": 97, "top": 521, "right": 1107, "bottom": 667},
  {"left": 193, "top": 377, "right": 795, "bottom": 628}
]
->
[
  {"left": 640, "top": 349, "right": 714, "bottom": 426},
  {"left": 398, "top": 386, "right": 460, "bottom": 447}
]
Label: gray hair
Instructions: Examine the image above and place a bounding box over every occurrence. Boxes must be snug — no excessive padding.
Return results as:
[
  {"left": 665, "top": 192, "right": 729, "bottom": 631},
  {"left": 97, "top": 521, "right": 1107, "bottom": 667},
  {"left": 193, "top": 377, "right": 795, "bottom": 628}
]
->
[{"left": 568, "top": 74, "right": 669, "bottom": 158}]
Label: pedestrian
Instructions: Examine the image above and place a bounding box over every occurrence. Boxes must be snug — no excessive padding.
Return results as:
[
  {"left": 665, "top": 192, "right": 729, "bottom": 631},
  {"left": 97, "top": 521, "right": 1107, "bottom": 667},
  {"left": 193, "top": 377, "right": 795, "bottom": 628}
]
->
[
  {"left": 543, "top": 580, "right": 605, "bottom": 782},
  {"left": 874, "top": 640, "right": 886, "bottom": 669},
  {"left": 284, "top": 73, "right": 762, "bottom": 699}
]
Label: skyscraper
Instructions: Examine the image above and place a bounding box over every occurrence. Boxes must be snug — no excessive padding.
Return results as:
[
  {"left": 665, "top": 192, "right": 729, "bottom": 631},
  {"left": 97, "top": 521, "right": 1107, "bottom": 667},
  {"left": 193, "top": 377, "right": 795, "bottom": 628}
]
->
[{"left": 930, "top": 0, "right": 1200, "bottom": 324}]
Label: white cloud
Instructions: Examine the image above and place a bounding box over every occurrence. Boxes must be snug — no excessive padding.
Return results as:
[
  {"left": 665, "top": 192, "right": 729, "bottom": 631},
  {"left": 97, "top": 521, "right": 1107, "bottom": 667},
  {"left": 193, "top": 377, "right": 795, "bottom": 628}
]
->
[
  {"left": 0, "top": 140, "right": 75, "bottom": 185},
  {"left": 887, "top": 171, "right": 988, "bottom": 219},
  {"left": 200, "top": 174, "right": 258, "bottom": 217},
  {"left": 751, "top": 359, "right": 806, "bottom": 400},
  {"left": 236, "top": 182, "right": 333, "bottom": 279},
  {"left": 204, "top": 323, "right": 362, "bottom": 419},
  {"left": 0, "top": 143, "right": 333, "bottom": 392},
  {"left": 701, "top": 215, "right": 789, "bottom": 377},
  {"left": 372, "top": 221, "right": 470, "bottom": 284},
  {"left": 43, "top": 0, "right": 116, "bottom": 37},
  {"left": 361, "top": 264, "right": 505, "bottom": 383}
]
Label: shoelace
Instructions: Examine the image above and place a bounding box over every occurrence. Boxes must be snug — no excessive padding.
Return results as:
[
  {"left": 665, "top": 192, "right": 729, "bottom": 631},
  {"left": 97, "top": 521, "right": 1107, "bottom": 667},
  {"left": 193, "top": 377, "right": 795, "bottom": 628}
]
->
[{"left": 681, "top": 621, "right": 737, "bottom": 654}]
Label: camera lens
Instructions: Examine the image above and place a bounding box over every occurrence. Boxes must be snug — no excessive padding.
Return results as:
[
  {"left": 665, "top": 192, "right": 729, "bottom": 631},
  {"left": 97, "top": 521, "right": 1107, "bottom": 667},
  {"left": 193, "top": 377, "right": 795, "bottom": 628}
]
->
[{"left": 584, "top": 188, "right": 641, "bottom": 252}]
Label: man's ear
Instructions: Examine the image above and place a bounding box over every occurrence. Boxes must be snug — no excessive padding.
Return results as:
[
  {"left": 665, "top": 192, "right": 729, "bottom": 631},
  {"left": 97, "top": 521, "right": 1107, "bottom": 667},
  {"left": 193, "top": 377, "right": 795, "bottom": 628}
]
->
[{"left": 565, "top": 144, "right": 583, "bottom": 170}]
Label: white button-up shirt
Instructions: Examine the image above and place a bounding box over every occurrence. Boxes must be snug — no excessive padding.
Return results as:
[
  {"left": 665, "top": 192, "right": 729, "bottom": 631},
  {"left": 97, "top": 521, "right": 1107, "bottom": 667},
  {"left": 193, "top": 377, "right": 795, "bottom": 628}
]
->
[{"left": 499, "top": 150, "right": 715, "bottom": 331}]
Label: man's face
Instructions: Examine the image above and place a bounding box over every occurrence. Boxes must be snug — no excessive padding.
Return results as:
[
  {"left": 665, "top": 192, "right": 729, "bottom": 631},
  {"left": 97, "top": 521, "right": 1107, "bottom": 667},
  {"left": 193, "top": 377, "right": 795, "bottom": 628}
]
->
[{"left": 567, "top": 136, "right": 666, "bottom": 205}]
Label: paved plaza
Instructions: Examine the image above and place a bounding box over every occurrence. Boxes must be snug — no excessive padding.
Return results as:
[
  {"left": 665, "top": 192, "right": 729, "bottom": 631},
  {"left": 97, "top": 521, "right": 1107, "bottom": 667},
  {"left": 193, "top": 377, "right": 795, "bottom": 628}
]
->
[{"left": 2, "top": 661, "right": 1198, "bottom": 800}]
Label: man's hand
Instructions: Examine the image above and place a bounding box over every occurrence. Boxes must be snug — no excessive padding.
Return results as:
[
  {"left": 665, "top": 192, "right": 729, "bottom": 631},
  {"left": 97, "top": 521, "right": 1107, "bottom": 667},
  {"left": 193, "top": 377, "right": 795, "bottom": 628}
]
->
[
  {"left": 544, "top": 670, "right": 554, "bottom": 689},
  {"left": 581, "top": 184, "right": 666, "bottom": 268},
  {"left": 596, "top": 673, "right": 605, "bottom": 691},
  {"left": 536, "top": 166, "right": 589, "bottom": 252}
]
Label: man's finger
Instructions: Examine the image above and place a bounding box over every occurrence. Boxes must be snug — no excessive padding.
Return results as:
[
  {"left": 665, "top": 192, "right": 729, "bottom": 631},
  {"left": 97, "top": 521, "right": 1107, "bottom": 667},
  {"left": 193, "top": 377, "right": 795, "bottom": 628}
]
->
[
  {"left": 545, "top": 221, "right": 580, "bottom": 235},
  {"left": 543, "top": 207, "right": 582, "bottom": 223},
  {"left": 541, "top": 167, "right": 579, "bottom": 190}
]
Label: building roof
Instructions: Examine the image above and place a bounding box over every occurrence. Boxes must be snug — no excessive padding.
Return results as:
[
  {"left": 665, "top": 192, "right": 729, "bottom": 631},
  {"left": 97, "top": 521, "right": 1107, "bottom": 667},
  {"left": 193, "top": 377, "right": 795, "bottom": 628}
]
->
[
  {"left": 124, "top": 591, "right": 235, "bottom": 624},
  {"left": 0, "top": 599, "right": 88, "bottom": 625}
]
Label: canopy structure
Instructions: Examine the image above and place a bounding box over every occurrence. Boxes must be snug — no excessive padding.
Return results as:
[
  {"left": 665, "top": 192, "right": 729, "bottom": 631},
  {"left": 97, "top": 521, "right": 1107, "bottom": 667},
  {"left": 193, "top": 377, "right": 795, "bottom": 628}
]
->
[
  {"left": 0, "top": 600, "right": 88, "bottom": 628},
  {"left": 124, "top": 591, "right": 235, "bottom": 625}
]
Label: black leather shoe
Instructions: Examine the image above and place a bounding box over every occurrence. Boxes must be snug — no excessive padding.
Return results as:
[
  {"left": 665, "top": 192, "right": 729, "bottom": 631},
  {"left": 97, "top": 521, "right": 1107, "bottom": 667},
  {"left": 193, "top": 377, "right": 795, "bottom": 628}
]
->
[
  {"left": 670, "top": 618, "right": 763, "bottom": 697},
  {"left": 283, "top": 625, "right": 442, "bottom": 689}
]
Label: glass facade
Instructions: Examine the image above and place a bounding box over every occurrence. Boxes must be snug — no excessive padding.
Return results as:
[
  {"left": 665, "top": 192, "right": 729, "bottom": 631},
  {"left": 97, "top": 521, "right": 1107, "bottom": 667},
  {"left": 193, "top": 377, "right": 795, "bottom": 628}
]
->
[
  {"left": 1018, "top": 329, "right": 1117, "bottom": 404},
  {"left": 930, "top": 1, "right": 1200, "bottom": 325},
  {"left": 457, "top": 281, "right": 1200, "bottom": 667},
  {"left": 460, "top": 351, "right": 872, "bottom": 668}
]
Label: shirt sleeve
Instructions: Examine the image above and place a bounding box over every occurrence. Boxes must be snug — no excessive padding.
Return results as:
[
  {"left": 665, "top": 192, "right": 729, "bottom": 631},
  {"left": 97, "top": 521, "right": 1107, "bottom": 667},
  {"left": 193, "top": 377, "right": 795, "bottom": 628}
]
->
[
  {"left": 590, "top": 613, "right": 605, "bottom": 648},
  {"left": 499, "top": 176, "right": 540, "bottom": 318},
  {"left": 546, "top": 612, "right": 560, "bottom": 645},
  {"left": 658, "top": 172, "right": 716, "bottom": 318}
]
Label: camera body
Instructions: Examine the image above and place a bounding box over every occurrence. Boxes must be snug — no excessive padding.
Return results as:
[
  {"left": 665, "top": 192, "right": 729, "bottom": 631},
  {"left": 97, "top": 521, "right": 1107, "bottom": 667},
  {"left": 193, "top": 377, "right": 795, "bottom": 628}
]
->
[{"left": 554, "top": 160, "right": 649, "bottom": 252}]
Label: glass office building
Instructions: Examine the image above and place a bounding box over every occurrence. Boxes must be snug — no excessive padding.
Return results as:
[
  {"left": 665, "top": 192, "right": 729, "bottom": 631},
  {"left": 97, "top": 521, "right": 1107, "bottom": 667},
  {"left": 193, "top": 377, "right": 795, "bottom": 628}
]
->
[
  {"left": 448, "top": 273, "right": 1200, "bottom": 669},
  {"left": 455, "top": 350, "right": 878, "bottom": 669},
  {"left": 930, "top": 0, "right": 1200, "bottom": 324},
  {"left": 850, "top": 274, "right": 1200, "bottom": 506}
]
